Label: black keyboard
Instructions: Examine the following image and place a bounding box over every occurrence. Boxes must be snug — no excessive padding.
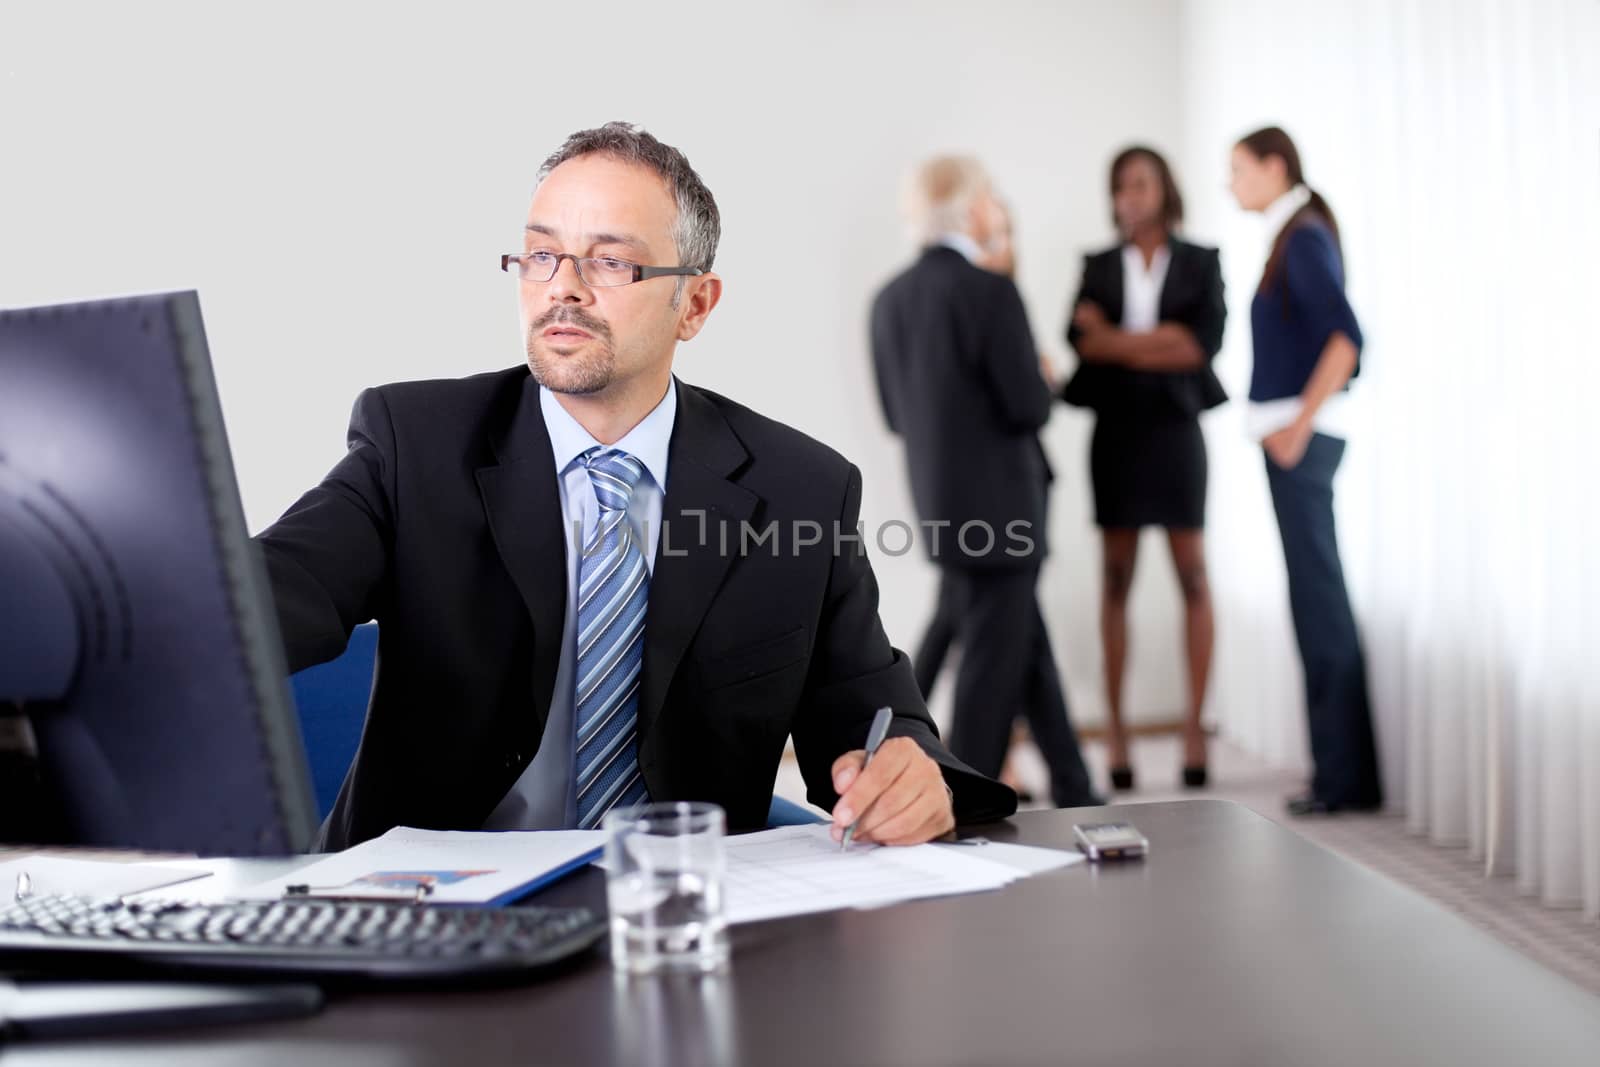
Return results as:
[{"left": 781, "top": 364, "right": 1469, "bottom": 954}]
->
[{"left": 0, "top": 894, "right": 605, "bottom": 984}]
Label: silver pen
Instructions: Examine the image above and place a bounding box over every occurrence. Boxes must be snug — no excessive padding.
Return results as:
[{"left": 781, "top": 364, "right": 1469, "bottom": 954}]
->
[{"left": 840, "top": 705, "right": 895, "bottom": 852}]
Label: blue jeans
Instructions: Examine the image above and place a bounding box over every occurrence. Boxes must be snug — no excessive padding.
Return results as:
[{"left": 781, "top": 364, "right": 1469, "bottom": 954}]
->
[{"left": 1264, "top": 434, "right": 1382, "bottom": 807}]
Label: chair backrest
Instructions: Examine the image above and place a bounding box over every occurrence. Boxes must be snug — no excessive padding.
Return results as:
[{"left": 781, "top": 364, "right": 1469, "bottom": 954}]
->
[
  {"left": 287, "top": 623, "right": 377, "bottom": 819},
  {"left": 765, "top": 795, "right": 827, "bottom": 827}
]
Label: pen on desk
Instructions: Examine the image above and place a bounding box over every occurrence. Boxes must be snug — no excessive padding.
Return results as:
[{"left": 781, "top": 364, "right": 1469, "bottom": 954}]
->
[
  {"left": 840, "top": 705, "right": 895, "bottom": 852},
  {"left": 284, "top": 881, "right": 436, "bottom": 905}
]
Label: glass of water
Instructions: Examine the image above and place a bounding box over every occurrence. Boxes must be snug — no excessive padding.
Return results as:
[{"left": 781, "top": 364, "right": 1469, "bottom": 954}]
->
[{"left": 603, "top": 801, "right": 729, "bottom": 975}]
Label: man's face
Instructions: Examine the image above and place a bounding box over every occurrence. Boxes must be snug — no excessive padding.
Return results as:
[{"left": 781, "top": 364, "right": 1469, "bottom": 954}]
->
[
  {"left": 967, "top": 186, "right": 1005, "bottom": 248},
  {"left": 520, "top": 154, "right": 709, "bottom": 396}
]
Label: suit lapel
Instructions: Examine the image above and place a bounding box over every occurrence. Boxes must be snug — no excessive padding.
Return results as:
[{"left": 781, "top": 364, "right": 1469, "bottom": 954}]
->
[
  {"left": 1101, "top": 250, "right": 1127, "bottom": 326},
  {"left": 1158, "top": 239, "right": 1188, "bottom": 320},
  {"left": 638, "top": 380, "right": 758, "bottom": 744},
  {"left": 474, "top": 373, "right": 567, "bottom": 748}
]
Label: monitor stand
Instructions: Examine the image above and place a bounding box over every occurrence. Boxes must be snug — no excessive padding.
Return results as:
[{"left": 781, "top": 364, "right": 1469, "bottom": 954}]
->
[{"left": 0, "top": 710, "right": 57, "bottom": 846}]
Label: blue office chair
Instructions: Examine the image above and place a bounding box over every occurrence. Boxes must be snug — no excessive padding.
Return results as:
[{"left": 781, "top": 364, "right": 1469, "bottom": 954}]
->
[
  {"left": 288, "top": 623, "right": 377, "bottom": 818},
  {"left": 287, "top": 624, "right": 825, "bottom": 827},
  {"left": 764, "top": 795, "right": 826, "bottom": 827}
]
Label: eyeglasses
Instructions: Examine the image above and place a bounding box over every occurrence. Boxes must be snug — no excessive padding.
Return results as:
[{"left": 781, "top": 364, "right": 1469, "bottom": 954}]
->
[{"left": 501, "top": 252, "right": 705, "bottom": 288}]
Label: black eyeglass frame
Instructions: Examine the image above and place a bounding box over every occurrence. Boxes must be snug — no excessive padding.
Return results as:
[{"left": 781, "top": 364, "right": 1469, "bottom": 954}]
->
[{"left": 500, "top": 252, "right": 706, "bottom": 287}]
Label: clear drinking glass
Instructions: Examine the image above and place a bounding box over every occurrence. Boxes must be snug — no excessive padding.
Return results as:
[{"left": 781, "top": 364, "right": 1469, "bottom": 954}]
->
[{"left": 603, "top": 801, "right": 729, "bottom": 974}]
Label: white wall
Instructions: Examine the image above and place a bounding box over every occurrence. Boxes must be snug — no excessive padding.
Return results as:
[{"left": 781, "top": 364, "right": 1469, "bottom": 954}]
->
[{"left": 1, "top": 0, "right": 1189, "bottom": 730}]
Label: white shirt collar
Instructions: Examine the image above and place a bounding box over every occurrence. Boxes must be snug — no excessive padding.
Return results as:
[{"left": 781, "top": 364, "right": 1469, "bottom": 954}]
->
[
  {"left": 934, "top": 232, "right": 985, "bottom": 265},
  {"left": 1121, "top": 241, "right": 1171, "bottom": 277},
  {"left": 539, "top": 379, "right": 676, "bottom": 493},
  {"left": 1262, "top": 183, "right": 1312, "bottom": 238}
]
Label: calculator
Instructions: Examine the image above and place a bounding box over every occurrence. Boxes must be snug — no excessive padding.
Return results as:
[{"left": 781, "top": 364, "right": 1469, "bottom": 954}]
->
[{"left": 1073, "top": 822, "right": 1149, "bottom": 861}]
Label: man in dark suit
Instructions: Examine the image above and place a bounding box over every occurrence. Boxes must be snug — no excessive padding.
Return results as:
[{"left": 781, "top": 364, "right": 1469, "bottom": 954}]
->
[
  {"left": 258, "top": 123, "right": 1014, "bottom": 850},
  {"left": 870, "top": 156, "right": 1099, "bottom": 808}
]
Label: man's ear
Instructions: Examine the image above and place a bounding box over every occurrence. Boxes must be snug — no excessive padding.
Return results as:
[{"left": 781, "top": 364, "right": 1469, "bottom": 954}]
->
[{"left": 676, "top": 273, "right": 722, "bottom": 342}]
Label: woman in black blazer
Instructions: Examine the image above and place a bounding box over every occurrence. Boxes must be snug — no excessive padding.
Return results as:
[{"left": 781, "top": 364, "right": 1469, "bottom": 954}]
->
[{"left": 1061, "top": 146, "right": 1227, "bottom": 791}]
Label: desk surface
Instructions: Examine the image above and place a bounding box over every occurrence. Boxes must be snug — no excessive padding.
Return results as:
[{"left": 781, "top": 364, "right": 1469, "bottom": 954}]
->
[{"left": 10, "top": 799, "right": 1600, "bottom": 1067}]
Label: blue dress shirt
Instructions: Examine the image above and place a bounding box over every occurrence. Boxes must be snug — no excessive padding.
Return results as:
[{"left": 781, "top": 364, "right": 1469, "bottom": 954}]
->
[{"left": 481, "top": 379, "right": 676, "bottom": 829}]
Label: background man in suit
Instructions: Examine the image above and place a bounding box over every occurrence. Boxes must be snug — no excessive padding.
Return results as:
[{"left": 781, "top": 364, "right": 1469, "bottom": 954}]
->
[
  {"left": 870, "top": 157, "right": 1100, "bottom": 809},
  {"left": 257, "top": 122, "right": 1014, "bottom": 850}
]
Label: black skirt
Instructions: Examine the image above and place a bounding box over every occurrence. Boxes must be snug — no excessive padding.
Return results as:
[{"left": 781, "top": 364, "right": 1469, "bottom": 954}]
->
[{"left": 1089, "top": 412, "right": 1207, "bottom": 529}]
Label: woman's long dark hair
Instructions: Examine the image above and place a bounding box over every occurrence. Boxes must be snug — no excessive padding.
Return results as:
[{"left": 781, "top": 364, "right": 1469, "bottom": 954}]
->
[
  {"left": 1237, "top": 126, "right": 1342, "bottom": 293},
  {"left": 1109, "top": 145, "right": 1184, "bottom": 234}
]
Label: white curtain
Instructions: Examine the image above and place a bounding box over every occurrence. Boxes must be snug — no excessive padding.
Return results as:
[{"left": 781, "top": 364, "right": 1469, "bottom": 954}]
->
[{"left": 1177, "top": 0, "right": 1600, "bottom": 917}]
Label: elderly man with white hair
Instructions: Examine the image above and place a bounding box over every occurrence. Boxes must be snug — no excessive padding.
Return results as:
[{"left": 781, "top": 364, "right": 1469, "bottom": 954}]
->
[{"left": 870, "top": 156, "right": 1102, "bottom": 809}]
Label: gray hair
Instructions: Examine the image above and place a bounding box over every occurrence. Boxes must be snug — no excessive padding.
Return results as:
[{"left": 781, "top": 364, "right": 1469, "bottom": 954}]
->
[
  {"left": 537, "top": 122, "right": 721, "bottom": 273},
  {"left": 903, "top": 155, "right": 991, "bottom": 243}
]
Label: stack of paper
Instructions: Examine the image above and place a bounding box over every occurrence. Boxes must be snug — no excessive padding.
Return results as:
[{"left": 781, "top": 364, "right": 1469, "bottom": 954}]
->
[
  {"left": 720, "top": 825, "right": 1082, "bottom": 925},
  {"left": 232, "top": 824, "right": 1081, "bottom": 919}
]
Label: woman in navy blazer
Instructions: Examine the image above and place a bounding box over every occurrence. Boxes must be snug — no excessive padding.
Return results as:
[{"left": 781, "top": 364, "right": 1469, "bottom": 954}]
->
[
  {"left": 1230, "top": 126, "right": 1381, "bottom": 816},
  {"left": 1061, "top": 147, "right": 1227, "bottom": 792}
]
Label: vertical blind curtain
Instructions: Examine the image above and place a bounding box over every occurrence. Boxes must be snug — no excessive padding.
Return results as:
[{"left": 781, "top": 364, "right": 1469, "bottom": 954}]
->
[{"left": 1177, "top": 0, "right": 1600, "bottom": 917}]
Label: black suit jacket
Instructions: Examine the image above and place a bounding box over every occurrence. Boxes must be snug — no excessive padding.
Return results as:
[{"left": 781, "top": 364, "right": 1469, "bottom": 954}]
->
[
  {"left": 257, "top": 368, "right": 1015, "bottom": 849},
  {"left": 869, "top": 246, "right": 1053, "bottom": 570},
  {"left": 1060, "top": 238, "right": 1228, "bottom": 417}
]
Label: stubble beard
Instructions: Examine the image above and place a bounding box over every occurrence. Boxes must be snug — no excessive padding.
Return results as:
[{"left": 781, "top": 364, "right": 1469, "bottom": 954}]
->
[{"left": 525, "top": 307, "right": 617, "bottom": 396}]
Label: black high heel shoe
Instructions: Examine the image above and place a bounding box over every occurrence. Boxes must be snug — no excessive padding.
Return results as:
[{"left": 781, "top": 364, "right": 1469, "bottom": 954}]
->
[
  {"left": 1109, "top": 766, "right": 1135, "bottom": 791},
  {"left": 1182, "top": 765, "right": 1209, "bottom": 789}
]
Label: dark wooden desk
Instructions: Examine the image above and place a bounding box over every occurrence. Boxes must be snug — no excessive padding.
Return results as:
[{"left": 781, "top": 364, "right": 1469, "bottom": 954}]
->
[{"left": 11, "top": 800, "right": 1600, "bottom": 1066}]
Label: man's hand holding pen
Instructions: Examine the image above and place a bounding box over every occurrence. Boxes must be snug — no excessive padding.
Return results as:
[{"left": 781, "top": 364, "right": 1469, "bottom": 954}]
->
[{"left": 830, "top": 737, "right": 956, "bottom": 847}]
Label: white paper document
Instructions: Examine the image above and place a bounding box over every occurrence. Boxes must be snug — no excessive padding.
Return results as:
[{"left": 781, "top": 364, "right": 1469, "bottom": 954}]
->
[
  {"left": 0, "top": 856, "right": 212, "bottom": 900},
  {"left": 238, "top": 826, "right": 606, "bottom": 905},
  {"left": 720, "top": 825, "right": 1082, "bottom": 925}
]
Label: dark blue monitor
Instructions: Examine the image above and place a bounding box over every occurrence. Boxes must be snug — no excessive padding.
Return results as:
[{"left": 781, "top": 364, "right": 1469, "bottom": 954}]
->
[{"left": 0, "top": 292, "right": 317, "bottom": 854}]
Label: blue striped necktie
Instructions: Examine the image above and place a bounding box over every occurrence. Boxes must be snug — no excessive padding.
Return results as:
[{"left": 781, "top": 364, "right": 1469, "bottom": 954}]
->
[{"left": 573, "top": 447, "right": 652, "bottom": 829}]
